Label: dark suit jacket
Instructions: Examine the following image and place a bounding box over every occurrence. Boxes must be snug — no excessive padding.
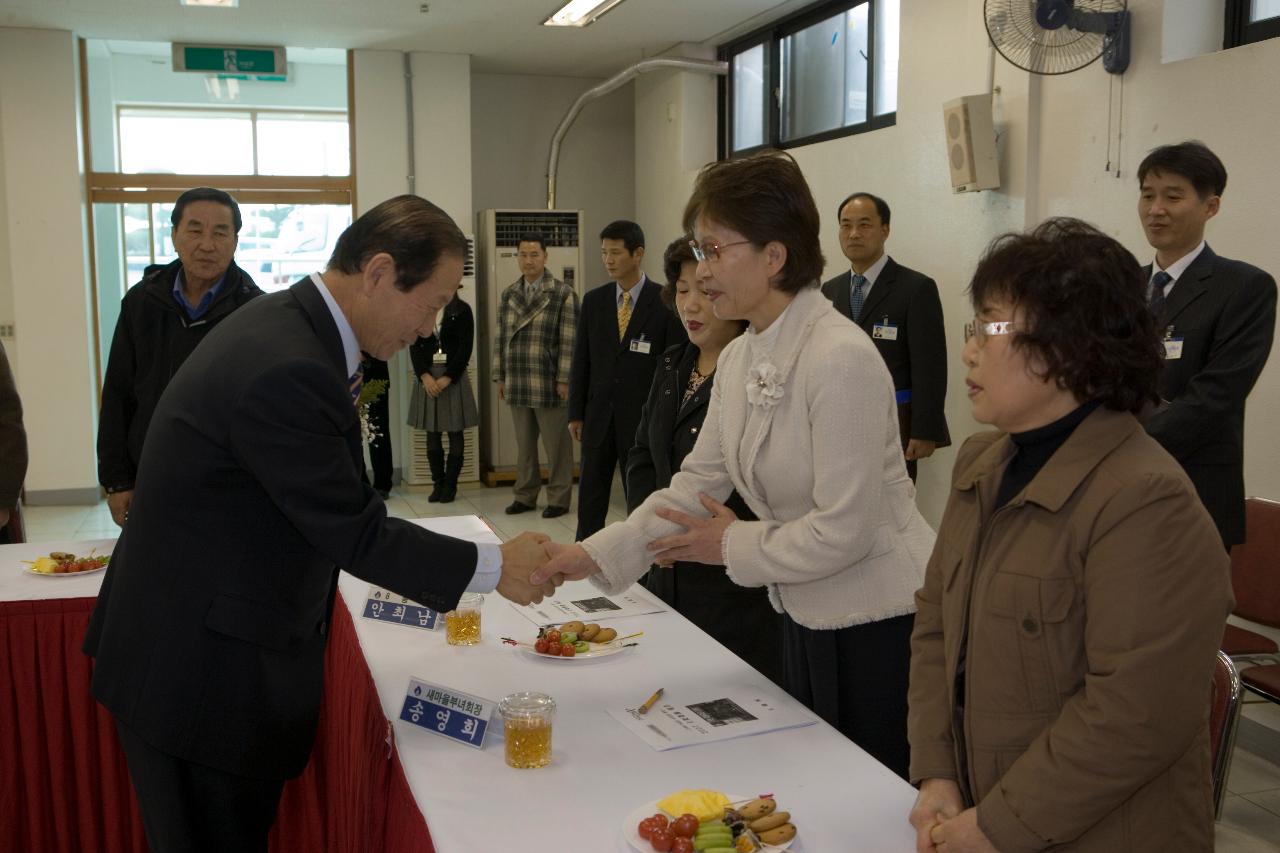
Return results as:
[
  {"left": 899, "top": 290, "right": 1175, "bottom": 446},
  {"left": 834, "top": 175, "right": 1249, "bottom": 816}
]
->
[
  {"left": 1144, "top": 244, "right": 1277, "bottom": 546},
  {"left": 568, "top": 276, "right": 686, "bottom": 449},
  {"left": 84, "top": 278, "right": 478, "bottom": 780},
  {"left": 0, "top": 339, "right": 26, "bottom": 508},
  {"left": 821, "top": 257, "right": 950, "bottom": 446}
]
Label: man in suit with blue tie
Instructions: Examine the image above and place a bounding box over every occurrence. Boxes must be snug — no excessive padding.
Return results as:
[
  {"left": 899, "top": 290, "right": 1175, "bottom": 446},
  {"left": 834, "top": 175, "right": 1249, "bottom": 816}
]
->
[
  {"left": 83, "top": 196, "right": 558, "bottom": 852},
  {"left": 1138, "top": 141, "right": 1276, "bottom": 549},
  {"left": 821, "top": 193, "right": 949, "bottom": 480},
  {"left": 569, "top": 220, "right": 685, "bottom": 540}
]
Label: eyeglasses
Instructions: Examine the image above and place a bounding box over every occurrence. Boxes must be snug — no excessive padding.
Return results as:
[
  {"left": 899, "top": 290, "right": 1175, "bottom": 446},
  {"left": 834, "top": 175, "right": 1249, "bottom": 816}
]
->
[
  {"left": 963, "top": 319, "right": 1020, "bottom": 345},
  {"left": 689, "top": 239, "right": 752, "bottom": 263}
]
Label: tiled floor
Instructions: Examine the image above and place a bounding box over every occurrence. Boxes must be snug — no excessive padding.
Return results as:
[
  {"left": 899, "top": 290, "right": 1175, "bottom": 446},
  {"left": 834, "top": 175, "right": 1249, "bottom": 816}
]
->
[{"left": 18, "top": 484, "right": 1280, "bottom": 850}]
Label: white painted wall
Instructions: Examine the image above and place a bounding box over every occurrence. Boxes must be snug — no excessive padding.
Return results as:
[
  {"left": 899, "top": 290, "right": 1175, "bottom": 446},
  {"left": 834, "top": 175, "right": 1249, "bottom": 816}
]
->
[
  {"left": 0, "top": 28, "right": 98, "bottom": 500},
  {"left": 471, "top": 71, "right": 635, "bottom": 289}
]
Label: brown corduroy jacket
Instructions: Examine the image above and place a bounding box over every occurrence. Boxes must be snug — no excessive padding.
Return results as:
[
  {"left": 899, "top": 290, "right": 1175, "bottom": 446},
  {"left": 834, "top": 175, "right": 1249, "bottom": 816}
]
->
[{"left": 908, "top": 407, "right": 1232, "bottom": 852}]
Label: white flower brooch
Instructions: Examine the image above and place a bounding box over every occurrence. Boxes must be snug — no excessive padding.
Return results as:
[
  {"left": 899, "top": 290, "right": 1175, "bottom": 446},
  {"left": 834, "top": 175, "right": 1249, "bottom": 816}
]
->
[{"left": 746, "top": 361, "right": 784, "bottom": 409}]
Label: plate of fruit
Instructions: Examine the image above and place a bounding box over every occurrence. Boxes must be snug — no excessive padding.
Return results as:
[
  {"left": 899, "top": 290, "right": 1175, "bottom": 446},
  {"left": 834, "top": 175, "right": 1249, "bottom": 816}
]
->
[
  {"left": 623, "top": 790, "right": 800, "bottom": 852},
  {"left": 23, "top": 551, "right": 110, "bottom": 577},
  {"left": 507, "top": 620, "right": 636, "bottom": 662}
]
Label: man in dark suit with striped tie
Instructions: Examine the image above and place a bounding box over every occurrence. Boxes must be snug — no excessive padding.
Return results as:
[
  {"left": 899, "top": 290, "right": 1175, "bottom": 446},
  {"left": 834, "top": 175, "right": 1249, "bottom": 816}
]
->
[
  {"left": 84, "top": 196, "right": 560, "bottom": 852},
  {"left": 1138, "top": 141, "right": 1276, "bottom": 548},
  {"left": 821, "top": 192, "right": 949, "bottom": 480}
]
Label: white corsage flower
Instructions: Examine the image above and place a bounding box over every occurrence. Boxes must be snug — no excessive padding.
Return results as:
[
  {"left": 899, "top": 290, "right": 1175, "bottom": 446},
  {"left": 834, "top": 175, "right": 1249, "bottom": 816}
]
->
[{"left": 745, "top": 361, "right": 784, "bottom": 409}]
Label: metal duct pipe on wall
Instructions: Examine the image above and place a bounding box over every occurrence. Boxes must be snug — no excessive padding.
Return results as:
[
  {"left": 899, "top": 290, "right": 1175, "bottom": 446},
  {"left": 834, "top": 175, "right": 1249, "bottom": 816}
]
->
[{"left": 546, "top": 57, "right": 727, "bottom": 209}]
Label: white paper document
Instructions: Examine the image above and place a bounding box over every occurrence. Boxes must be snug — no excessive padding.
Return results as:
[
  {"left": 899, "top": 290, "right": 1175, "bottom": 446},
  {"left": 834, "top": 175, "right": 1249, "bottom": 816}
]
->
[
  {"left": 508, "top": 579, "right": 669, "bottom": 626},
  {"left": 607, "top": 684, "right": 818, "bottom": 751}
]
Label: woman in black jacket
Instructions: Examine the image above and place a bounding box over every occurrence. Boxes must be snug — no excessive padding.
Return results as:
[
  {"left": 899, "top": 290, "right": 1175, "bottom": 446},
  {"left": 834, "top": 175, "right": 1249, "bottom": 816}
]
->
[
  {"left": 626, "top": 238, "right": 784, "bottom": 686},
  {"left": 408, "top": 292, "right": 478, "bottom": 502}
]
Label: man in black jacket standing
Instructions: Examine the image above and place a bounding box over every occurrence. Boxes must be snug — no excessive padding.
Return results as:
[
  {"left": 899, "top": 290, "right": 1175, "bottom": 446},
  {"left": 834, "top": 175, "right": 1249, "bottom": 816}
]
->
[
  {"left": 84, "top": 196, "right": 556, "bottom": 853},
  {"left": 821, "top": 192, "right": 949, "bottom": 480},
  {"left": 97, "top": 187, "right": 263, "bottom": 525},
  {"left": 1138, "top": 141, "right": 1276, "bottom": 548},
  {"left": 569, "top": 220, "right": 685, "bottom": 539}
]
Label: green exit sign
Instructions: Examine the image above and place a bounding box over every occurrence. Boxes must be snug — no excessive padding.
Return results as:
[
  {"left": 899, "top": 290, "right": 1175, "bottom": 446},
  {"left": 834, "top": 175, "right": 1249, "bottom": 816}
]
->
[{"left": 172, "top": 43, "right": 286, "bottom": 78}]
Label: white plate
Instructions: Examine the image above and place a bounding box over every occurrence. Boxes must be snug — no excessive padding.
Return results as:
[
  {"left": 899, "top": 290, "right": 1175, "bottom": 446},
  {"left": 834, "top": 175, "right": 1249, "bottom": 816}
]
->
[
  {"left": 23, "top": 563, "right": 107, "bottom": 578},
  {"left": 621, "top": 795, "right": 799, "bottom": 851},
  {"left": 517, "top": 641, "right": 631, "bottom": 663}
]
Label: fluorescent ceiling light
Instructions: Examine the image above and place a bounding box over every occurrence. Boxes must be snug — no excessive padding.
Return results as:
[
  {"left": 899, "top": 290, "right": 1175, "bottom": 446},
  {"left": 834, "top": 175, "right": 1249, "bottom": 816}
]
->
[
  {"left": 543, "top": 0, "right": 627, "bottom": 27},
  {"left": 180, "top": 0, "right": 239, "bottom": 7}
]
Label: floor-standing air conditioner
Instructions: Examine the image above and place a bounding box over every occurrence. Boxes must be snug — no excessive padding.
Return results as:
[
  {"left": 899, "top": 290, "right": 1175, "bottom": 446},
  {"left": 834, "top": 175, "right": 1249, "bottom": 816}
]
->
[
  {"left": 475, "top": 209, "right": 586, "bottom": 482},
  {"left": 403, "top": 236, "right": 481, "bottom": 487}
]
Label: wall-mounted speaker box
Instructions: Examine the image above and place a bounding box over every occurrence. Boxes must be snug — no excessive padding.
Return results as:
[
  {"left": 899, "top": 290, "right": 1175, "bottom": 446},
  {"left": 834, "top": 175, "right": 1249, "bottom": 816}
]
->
[{"left": 942, "top": 94, "right": 1000, "bottom": 193}]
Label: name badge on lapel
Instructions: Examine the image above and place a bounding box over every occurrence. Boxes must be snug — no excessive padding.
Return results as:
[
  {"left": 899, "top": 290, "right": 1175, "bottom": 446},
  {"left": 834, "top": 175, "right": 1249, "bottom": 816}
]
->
[
  {"left": 399, "top": 677, "right": 493, "bottom": 749},
  {"left": 629, "top": 334, "right": 652, "bottom": 354},
  {"left": 362, "top": 586, "right": 441, "bottom": 630},
  {"left": 1163, "top": 326, "right": 1184, "bottom": 360},
  {"left": 872, "top": 316, "right": 899, "bottom": 341}
]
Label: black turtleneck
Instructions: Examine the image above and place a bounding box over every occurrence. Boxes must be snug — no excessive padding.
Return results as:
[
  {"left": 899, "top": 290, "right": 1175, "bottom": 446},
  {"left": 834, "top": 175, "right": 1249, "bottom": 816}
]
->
[{"left": 996, "top": 400, "right": 1101, "bottom": 508}]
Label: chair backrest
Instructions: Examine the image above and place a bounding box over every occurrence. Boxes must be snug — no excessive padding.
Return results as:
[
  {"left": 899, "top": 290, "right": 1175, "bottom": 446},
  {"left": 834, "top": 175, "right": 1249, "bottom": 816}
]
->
[
  {"left": 1209, "top": 650, "right": 1242, "bottom": 817},
  {"left": 1230, "top": 497, "right": 1280, "bottom": 628}
]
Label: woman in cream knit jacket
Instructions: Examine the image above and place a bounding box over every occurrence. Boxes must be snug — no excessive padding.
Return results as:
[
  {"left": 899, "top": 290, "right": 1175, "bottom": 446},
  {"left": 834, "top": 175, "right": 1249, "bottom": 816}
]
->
[{"left": 537, "top": 151, "right": 934, "bottom": 777}]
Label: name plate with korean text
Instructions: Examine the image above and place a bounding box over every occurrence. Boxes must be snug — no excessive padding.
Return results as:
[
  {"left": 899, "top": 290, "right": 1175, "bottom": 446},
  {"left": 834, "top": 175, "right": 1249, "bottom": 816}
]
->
[
  {"left": 399, "top": 678, "right": 492, "bottom": 749},
  {"left": 362, "top": 586, "right": 440, "bottom": 630}
]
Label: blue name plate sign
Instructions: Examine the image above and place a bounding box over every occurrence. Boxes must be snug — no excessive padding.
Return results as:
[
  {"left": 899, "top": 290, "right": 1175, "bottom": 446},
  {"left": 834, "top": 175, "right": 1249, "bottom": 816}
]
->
[
  {"left": 399, "top": 677, "right": 492, "bottom": 749},
  {"left": 362, "top": 586, "right": 440, "bottom": 630}
]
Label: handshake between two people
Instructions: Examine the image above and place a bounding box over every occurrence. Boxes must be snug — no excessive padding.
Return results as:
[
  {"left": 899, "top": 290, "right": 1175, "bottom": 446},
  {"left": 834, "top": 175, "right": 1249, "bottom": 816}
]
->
[
  {"left": 493, "top": 493, "right": 739, "bottom": 605},
  {"left": 493, "top": 532, "right": 602, "bottom": 606}
]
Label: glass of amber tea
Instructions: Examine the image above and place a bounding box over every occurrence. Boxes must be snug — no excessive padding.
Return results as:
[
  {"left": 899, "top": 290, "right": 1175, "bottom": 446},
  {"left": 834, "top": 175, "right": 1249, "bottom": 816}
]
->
[
  {"left": 497, "top": 692, "right": 556, "bottom": 768},
  {"left": 444, "top": 593, "right": 483, "bottom": 645}
]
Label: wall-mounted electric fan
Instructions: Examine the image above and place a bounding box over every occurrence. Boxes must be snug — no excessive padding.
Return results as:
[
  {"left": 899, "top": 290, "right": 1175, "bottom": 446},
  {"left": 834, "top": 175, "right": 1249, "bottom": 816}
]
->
[{"left": 985, "top": 0, "right": 1131, "bottom": 75}]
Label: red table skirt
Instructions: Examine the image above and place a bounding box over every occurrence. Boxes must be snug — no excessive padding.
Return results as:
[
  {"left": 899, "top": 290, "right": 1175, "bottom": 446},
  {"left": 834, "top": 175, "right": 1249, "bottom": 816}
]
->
[{"left": 0, "top": 594, "right": 434, "bottom": 853}]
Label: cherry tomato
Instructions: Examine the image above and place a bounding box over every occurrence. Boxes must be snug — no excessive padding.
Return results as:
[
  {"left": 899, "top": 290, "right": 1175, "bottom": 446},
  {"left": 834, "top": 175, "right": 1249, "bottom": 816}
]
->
[
  {"left": 671, "top": 838, "right": 694, "bottom": 853},
  {"left": 672, "top": 814, "right": 699, "bottom": 838},
  {"left": 545, "top": 630, "right": 561, "bottom": 645},
  {"left": 650, "top": 827, "right": 674, "bottom": 852},
  {"left": 534, "top": 638, "right": 549, "bottom": 654},
  {"left": 650, "top": 813, "right": 669, "bottom": 829},
  {"left": 637, "top": 818, "right": 656, "bottom": 840},
  {"left": 560, "top": 643, "right": 575, "bottom": 657}
]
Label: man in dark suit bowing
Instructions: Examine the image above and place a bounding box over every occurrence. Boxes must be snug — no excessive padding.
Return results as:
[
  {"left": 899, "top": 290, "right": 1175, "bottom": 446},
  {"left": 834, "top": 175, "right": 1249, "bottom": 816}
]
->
[
  {"left": 821, "top": 192, "right": 949, "bottom": 480},
  {"left": 569, "top": 220, "right": 685, "bottom": 539},
  {"left": 83, "top": 196, "right": 557, "bottom": 853},
  {"left": 1138, "top": 141, "right": 1276, "bottom": 548}
]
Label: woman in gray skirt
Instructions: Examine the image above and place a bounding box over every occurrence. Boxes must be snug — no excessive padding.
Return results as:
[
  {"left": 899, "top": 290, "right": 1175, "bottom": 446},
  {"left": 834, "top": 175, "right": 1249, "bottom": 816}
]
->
[{"left": 408, "top": 292, "right": 478, "bottom": 502}]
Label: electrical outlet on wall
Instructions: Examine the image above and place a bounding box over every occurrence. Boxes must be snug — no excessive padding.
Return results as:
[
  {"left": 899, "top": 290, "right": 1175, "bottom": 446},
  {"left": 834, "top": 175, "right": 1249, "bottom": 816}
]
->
[{"left": 0, "top": 324, "right": 15, "bottom": 338}]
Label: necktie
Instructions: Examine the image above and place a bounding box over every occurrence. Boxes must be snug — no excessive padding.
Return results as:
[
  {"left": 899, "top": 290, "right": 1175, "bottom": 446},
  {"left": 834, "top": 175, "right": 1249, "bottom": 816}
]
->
[
  {"left": 1149, "top": 270, "right": 1173, "bottom": 318},
  {"left": 618, "top": 290, "right": 633, "bottom": 341},
  {"left": 850, "top": 274, "right": 867, "bottom": 324},
  {"left": 349, "top": 367, "right": 364, "bottom": 406}
]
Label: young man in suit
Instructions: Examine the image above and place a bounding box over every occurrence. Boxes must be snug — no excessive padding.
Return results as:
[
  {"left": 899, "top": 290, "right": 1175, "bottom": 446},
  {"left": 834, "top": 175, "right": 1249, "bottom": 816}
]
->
[
  {"left": 97, "top": 187, "right": 264, "bottom": 527},
  {"left": 1138, "top": 141, "right": 1277, "bottom": 548},
  {"left": 821, "top": 192, "right": 949, "bottom": 480},
  {"left": 83, "top": 196, "right": 558, "bottom": 853},
  {"left": 569, "top": 220, "right": 685, "bottom": 539},
  {"left": 495, "top": 232, "right": 580, "bottom": 518}
]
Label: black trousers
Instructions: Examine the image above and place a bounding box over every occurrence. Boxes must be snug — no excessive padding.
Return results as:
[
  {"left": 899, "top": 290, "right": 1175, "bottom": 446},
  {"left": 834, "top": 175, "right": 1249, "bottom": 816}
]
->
[
  {"left": 575, "top": 417, "right": 632, "bottom": 540},
  {"left": 363, "top": 357, "right": 393, "bottom": 491},
  {"left": 781, "top": 612, "right": 915, "bottom": 781},
  {"left": 115, "top": 718, "right": 285, "bottom": 853}
]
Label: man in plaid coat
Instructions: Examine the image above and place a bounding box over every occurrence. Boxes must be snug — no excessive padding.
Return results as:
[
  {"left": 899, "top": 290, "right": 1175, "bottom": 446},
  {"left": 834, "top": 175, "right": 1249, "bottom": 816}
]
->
[{"left": 494, "top": 233, "right": 580, "bottom": 518}]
